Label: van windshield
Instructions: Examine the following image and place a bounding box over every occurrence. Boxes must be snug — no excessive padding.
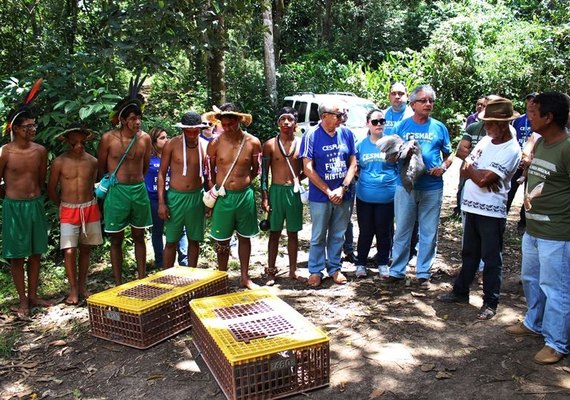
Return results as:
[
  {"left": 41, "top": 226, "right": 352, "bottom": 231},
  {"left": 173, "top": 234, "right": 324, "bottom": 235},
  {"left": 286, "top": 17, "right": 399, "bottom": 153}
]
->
[{"left": 345, "top": 103, "right": 377, "bottom": 128}]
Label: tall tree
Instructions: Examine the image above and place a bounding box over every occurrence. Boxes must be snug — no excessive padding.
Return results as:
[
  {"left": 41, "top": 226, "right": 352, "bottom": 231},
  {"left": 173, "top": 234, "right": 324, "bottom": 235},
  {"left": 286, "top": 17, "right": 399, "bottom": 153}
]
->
[{"left": 262, "top": 0, "right": 278, "bottom": 111}]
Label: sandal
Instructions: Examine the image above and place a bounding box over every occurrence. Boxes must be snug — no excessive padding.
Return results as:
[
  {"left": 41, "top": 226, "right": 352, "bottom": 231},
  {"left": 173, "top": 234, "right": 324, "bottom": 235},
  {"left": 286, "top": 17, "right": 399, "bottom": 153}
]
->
[
  {"left": 307, "top": 274, "right": 322, "bottom": 287},
  {"left": 477, "top": 305, "right": 496, "bottom": 320},
  {"left": 265, "top": 267, "right": 279, "bottom": 287}
]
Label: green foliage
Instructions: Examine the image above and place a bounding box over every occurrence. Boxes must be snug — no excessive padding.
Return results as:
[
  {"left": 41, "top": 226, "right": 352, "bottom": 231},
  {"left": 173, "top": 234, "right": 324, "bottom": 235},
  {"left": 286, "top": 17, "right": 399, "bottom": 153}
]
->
[{"left": 0, "top": 329, "right": 20, "bottom": 358}]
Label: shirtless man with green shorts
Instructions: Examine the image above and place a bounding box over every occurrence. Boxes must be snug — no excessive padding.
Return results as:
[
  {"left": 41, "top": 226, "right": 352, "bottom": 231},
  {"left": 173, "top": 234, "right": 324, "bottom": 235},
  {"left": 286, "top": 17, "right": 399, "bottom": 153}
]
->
[
  {"left": 205, "top": 103, "right": 262, "bottom": 289},
  {"left": 98, "top": 75, "right": 152, "bottom": 285},
  {"left": 0, "top": 81, "right": 52, "bottom": 317},
  {"left": 261, "top": 107, "right": 307, "bottom": 285},
  {"left": 158, "top": 111, "right": 208, "bottom": 269}
]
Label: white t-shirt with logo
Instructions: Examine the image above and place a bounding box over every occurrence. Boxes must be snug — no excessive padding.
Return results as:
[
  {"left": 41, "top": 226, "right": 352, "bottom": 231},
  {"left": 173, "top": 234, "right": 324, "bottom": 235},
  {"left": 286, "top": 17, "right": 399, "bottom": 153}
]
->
[{"left": 461, "top": 132, "right": 521, "bottom": 218}]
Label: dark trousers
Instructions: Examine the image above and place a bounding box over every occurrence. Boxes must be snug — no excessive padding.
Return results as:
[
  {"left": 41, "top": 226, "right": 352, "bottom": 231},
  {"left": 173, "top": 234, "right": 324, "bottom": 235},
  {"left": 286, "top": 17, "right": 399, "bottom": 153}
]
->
[
  {"left": 453, "top": 212, "right": 506, "bottom": 309},
  {"left": 506, "top": 168, "right": 526, "bottom": 226},
  {"left": 356, "top": 198, "right": 394, "bottom": 266}
]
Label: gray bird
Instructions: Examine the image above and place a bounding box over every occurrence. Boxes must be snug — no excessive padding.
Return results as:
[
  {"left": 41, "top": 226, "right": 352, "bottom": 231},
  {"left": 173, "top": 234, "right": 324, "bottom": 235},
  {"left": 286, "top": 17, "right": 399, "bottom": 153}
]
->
[{"left": 377, "top": 135, "right": 426, "bottom": 193}]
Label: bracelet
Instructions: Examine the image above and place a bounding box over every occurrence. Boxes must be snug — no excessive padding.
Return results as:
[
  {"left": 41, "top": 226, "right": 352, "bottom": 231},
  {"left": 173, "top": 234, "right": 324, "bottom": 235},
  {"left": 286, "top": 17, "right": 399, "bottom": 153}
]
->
[{"left": 441, "top": 163, "right": 448, "bottom": 172}]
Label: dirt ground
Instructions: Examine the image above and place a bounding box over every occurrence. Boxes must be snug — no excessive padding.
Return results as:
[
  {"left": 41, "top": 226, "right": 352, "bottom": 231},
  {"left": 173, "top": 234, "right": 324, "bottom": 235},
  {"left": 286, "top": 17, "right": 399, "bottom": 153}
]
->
[{"left": 1, "top": 163, "right": 569, "bottom": 400}]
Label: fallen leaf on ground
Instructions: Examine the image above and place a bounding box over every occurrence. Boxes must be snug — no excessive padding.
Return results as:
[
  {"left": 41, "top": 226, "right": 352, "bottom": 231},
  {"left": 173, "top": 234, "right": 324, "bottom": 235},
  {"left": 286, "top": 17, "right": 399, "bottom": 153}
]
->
[
  {"left": 435, "top": 371, "right": 452, "bottom": 380},
  {"left": 410, "top": 291, "right": 426, "bottom": 297},
  {"left": 369, "top": 387, "right": 385, "bottom": 399},
  {"left": 337, "top": 381, "right": 346, "bottom": 392},
  {"left": 421, "top": 363, "right": 436, "bottom": 372},
  {"left": 558, "top": 366, "right": 570, "bottom": 374},
  {"left": 146, "top": 374, "right": 163, "bottom": 380},
  {"left": 49, "top": 340, "right": 67, "bottom": 347}
]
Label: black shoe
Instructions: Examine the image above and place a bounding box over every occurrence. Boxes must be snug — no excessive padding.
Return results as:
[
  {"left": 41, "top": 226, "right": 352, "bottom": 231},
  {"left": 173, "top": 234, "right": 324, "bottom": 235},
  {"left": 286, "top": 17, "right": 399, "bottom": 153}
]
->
[
  {"left": 417, "top": 278, "right": 431, "bottom": 290},
  {"left": 438, "top": 291, "right": 469, "bottom": 303},
  {"left": 383, "top": 276, "right": 405, "bottom": 284},
  {"left": 344, "top": 252, "right": 358, "bottom": 264}
]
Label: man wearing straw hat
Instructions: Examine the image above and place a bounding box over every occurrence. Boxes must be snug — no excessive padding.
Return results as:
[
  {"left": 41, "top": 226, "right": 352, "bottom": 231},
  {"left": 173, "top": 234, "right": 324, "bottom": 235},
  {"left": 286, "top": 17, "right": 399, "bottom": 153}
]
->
[
  {"left": 97, "top": 74, "right": 152, "bottom": 285},
  {"left": 158, "top": 111, "right": 208, "bottom": 269},
  {"left": 439, "top": 97, "right": 521, "bottom": 320},
  {"left": 205, "top": 103, "right": 262, "bottom": 289},
  {"left": 48, "top": 122, "right": 103, "bottom": 305},
  {"left": 0, "top": 78, "right": 53, "bottom": 317}
]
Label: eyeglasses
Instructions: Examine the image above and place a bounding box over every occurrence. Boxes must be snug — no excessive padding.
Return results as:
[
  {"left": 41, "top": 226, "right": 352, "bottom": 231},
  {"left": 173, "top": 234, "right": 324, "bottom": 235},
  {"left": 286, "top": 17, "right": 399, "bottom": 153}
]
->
[
  {"left": 415, "top": 98, "right": 435, "bottom": 104},
  {"left": 370, "top": 118, "right": 386, "bottom": 126},
  {"left": 390, "top": 91, "right": 406, "bottom": 97},
  {"left": 324, "top": 111, "right": 346, "bottom": 119},
  {"left": 19, "top": 124, "right": 38, "bottom": 131}
]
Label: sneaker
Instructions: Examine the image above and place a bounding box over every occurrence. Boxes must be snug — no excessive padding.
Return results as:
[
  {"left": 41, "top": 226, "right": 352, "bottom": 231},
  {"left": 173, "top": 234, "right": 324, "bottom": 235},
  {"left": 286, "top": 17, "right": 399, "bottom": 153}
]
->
[
  {"left": 477, "top": 304, "right": 496, "bottom": 320},
  {"left": 534, "top": 345, "right": 564, "bottom": 365},
  {"left": 378, "top": 265, "right": 389, "bottom": 279},
  {"left": 418, "top": 278, "right": 431, "bottom": 290},
  {"left": 355, "top": 265, "right": 367, "bottom": 278},
  {"left": 506, "top": 322, "right": 540, "bottom": 337},
  {"left": 408, "top": 256, "right": 417, "bottom": 267},
  {"left": 438, "top": 292, "right": 469, "bottom": 304}
]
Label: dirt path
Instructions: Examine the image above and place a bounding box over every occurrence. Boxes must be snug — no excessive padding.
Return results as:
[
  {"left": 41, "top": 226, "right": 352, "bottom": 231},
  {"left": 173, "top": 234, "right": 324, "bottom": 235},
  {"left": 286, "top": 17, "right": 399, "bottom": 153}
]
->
[{"left": 1, "top": 162, "right": 569, "bottom": 400}]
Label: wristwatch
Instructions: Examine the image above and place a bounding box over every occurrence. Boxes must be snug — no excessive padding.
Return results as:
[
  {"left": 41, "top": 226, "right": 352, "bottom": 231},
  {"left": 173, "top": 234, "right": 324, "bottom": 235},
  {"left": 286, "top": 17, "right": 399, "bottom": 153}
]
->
[{"left": 341, "top": 183, "right": 350, "bottom": 191}]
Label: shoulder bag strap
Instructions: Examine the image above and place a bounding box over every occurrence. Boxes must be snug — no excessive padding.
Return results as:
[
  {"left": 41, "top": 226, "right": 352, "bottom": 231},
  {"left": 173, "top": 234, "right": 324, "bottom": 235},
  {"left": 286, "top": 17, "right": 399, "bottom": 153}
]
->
[{"left": 111, "top": 134, "right": 137, "bottom": 177}]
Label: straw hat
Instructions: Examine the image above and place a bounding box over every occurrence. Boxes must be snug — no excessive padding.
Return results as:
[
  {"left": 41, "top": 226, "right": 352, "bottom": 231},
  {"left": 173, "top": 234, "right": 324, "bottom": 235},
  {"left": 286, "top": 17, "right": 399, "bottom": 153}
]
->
[
  {"left": 204, "top": 105, "right": 252, "bottom": 127},
  {"left": 56, "top": 121, "right": 98, "bottom": 141}
]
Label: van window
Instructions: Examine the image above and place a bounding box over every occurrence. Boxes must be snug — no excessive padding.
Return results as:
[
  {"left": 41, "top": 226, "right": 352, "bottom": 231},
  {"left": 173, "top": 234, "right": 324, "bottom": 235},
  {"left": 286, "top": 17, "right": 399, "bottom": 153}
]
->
[
  {"left": 295, "top": 101, "right": 308, "bottom": 122},
  {"left": 283, "top": 100, "right": 293, "bottom": 108},
  {"left": 309, "top": 103, "right": 319, "bottom": 125}
]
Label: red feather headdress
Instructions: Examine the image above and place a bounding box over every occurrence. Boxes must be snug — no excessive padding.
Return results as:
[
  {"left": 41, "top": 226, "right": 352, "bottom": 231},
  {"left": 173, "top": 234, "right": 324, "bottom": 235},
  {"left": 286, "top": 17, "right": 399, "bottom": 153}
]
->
[{"left": 4, "top": 78, "right": 43, "bottom": 140}]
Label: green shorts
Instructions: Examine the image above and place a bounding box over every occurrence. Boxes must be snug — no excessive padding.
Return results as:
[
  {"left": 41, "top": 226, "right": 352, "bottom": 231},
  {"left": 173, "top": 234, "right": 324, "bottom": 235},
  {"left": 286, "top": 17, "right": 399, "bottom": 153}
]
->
[
  {"left": 2, "top": 196, "right": 48, "bottom": 259},
  {"left": 164, "top": 188, "right": 205, "bottom": 243},
  {"left": 210, "top": 186, "right": 259, "bottom": 241},
  {"left": 269, "top": 184, "right": 303, "bottom": 232},
  {"left": 104, "top": 182, "right": 152, "bottom": 233}
]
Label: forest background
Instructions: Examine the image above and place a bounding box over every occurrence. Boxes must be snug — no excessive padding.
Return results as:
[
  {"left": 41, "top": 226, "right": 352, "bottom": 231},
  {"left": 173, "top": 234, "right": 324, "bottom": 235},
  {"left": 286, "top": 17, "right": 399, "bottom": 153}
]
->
[{"left": 0, "top": 0, "right": 569, "bottom": 299}]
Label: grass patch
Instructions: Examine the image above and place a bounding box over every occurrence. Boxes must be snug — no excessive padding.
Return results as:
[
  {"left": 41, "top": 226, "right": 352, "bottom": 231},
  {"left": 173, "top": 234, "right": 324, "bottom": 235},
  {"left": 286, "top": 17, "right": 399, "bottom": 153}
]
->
[{"left": 0, "top": 329, "right": 20, "bottom": 358}]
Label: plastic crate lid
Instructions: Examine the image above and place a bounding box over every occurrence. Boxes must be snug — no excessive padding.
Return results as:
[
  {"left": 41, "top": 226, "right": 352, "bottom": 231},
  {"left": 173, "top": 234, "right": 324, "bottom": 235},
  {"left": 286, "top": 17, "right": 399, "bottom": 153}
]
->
[
  {"left": 87, "top": 267, "right": 227, "bottom": 314},
  {"left": 190, "top": 288, "right": 329, "bottom": 364}
]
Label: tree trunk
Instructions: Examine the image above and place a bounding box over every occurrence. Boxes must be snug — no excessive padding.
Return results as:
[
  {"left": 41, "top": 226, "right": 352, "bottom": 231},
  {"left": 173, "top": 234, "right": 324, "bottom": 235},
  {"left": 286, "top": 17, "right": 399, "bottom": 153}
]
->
[
  {"left": 274, "top": 0, "right": 285, "bottom": 67},
  {"left": 206, "top": 10, "right": 226, "bottom": 106},
  {"left": 262, "top": 0, "right": 278, "bottom": 111},
  {"left": 322, "top": 0, "right": 333, "bottom": 45}
]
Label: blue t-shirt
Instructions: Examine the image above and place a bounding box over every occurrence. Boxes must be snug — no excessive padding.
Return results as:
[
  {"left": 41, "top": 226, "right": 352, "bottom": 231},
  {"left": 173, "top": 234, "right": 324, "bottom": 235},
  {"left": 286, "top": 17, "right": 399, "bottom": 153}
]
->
[
  {"left": 355, "top": 136, "right": 398, "bottom": 203},
  {"left": 391, "top": 116, "right": 452, "bottom": 191},
  {"left": 384, "top": 106, "right": 413, "bottom": 136},
  {"left": 300, "top": 124, "right": 355, "bottom": 203},
  {"left": 511, "top": 114, "right": 532, "bottom": 149},
  {"left": 144, "top": 154, "right": 170, "bottom": 201}
]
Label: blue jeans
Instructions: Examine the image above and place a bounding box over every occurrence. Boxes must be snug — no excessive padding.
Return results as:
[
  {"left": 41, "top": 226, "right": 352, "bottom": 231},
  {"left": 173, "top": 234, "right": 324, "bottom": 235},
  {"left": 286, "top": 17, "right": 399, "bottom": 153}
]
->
[
  {"left": 308, "top": 200, "right": 351, "bottom": 277},
  {"left": 390, "top": 186, "right": 443, "bottom": 280},
  {"left": 521, "top": 233, "right": 570, "bottom": 354},
  {"left": 150, "top": 198, "right": 188, "bottom": 267}
]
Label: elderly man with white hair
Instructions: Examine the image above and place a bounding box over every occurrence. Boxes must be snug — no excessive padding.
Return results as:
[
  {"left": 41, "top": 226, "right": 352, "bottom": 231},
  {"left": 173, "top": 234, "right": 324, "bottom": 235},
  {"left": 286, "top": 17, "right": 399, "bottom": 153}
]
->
[
  {"left": 300, "top": 100, "right": 357, "bottom": 287},
  {"left": 385, "top": 84, "right": 453, "bottom": 290}
]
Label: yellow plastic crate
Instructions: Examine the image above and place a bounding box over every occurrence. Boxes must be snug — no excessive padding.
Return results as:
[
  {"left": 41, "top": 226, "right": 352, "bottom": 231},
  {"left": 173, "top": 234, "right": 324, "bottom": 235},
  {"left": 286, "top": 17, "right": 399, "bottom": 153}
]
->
[
  {"left": 88, "top": 267, "right": 228, "bottom": 349},
  {"left": 190, "top": 288, "right": 330, "bottom": 399}
]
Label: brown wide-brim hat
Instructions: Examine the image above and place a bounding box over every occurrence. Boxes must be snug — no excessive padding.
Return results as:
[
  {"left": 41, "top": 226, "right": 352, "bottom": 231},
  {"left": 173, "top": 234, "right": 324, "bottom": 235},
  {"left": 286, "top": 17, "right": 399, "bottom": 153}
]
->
[
  {"left": 204, "top": 105, "right": 253, "bottom": 127},
  {"left": 56, "top": 122, "right": 98, "bottom": 141},
  {"left": 478, "top": 97, "right": 520, "bottom": 121}
]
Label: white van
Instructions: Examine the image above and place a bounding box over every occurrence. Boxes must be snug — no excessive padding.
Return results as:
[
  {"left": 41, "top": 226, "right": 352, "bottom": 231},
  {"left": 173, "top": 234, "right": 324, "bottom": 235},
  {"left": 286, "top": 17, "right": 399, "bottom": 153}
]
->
[{"left": 283, "top": 92, "right": 379, "bottom": 141}]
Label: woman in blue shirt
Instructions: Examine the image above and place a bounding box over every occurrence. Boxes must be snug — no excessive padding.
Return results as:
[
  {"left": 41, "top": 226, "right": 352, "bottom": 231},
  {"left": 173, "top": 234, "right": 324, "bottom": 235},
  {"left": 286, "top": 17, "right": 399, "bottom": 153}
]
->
[{"left": 354, "top": 109, "right": 398, "bottom": 278}]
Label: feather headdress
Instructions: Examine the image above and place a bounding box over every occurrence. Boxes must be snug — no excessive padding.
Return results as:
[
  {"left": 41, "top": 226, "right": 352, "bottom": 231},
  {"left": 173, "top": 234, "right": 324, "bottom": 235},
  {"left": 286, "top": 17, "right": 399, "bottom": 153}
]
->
[
  {"left": 109, "top": 72, "right": 147, "bottom": 125},
  {"left": 4, "top": 78, "right": 43, "bottom": 141}
]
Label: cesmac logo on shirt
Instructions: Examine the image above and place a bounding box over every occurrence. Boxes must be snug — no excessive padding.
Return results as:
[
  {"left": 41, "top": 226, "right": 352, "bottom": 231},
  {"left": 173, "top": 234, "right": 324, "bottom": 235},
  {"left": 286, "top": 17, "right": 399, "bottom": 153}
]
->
[{"left": 322, "top": 144, "right": 341, "bottom": 151}]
